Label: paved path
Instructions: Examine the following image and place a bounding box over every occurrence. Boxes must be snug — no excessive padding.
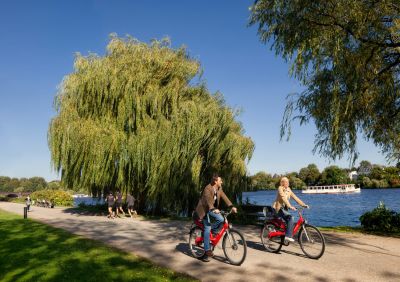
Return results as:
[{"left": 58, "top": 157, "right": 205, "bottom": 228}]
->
[{"left": 1, "top": 202, "right": 400, "bottom": 282}]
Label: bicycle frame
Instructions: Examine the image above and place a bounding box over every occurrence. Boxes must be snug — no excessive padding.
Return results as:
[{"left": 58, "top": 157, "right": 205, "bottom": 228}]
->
[
  {"left": 267, "top": 208, "right": 306, "bottom": 239},
  {"left": 193, "top": 212, "right": 231, "bottom": 247}
]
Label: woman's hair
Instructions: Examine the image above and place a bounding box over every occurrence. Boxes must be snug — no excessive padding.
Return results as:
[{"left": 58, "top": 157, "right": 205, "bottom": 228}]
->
[{"left": 280, "top": 177, "right": 289, "bottom": 186}]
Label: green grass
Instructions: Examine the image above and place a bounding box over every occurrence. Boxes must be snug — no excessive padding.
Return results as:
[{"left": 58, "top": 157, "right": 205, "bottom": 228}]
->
[
  {"left": 319, "top": 226, "right": 400, "bottom": 238},
  {"left": 0, "top": 209, "right": 197, "bottom": 282}
]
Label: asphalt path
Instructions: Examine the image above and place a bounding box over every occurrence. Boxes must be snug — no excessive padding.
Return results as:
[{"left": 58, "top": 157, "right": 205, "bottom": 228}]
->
[{"left": 1, "top": 202, "right": 400, "bottom": 282}]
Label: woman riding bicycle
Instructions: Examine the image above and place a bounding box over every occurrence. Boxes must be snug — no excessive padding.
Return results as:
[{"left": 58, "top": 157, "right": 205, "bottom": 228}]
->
[{"left": 272, "top": 177, "right": 308, "bottom": 242}]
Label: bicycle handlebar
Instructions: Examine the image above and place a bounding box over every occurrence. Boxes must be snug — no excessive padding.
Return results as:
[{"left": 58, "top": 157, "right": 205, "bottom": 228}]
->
[{"left": 220, "top": 210, "right": 236, "bottom": 217}]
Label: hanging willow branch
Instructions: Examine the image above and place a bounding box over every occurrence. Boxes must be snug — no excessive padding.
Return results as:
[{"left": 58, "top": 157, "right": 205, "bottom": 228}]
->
[{"left": 48, "top": 35, "right": 254, "bottom": 215}]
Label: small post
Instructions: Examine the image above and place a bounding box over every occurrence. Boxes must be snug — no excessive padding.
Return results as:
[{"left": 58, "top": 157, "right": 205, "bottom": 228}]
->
[{"left": 23, "top": 207, "right": 28, "bottom": 219}]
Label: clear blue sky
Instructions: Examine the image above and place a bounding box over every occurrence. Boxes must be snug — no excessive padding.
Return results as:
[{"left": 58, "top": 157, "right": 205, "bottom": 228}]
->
[{"left": 0, "top": 0, "right": 388, "bottom": 181}]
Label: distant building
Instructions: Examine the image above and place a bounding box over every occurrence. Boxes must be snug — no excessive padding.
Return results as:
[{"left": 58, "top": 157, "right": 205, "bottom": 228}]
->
[
  {"left": 348, "top": 171, "right": 358, "bottom": 181},
  {"left": 358, "top": 167, "right": 371, "bottom": 176}
]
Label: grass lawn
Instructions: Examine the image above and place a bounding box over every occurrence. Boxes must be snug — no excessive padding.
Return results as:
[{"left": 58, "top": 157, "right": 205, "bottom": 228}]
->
[
  {"left": 0, "top": 209, "right": 197, "bottom": 282},
  {"left": 319, "top": 226, "right": 400, "bottom": 238}
]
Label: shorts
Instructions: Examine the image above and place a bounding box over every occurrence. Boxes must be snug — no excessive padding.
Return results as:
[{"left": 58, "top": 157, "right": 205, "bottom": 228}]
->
[
  {"left": 128, "top": 205, "right": 134, "bottom": 209},
  {"left": 116, "top": 202, "right": 122, "bottom": 208},
  {"left": 108, "top": 204, "right": 114, "bottom": 208}
]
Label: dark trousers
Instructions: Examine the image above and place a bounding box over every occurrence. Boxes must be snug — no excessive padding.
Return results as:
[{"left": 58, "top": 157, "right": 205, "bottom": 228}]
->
[{"left": 278, "top": 208, "right": 294, "bottom": 237}]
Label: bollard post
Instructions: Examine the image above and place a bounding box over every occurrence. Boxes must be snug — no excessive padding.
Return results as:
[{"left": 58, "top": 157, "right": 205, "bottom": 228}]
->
[{"left": 23, "top": 207, "right": 28, "bottom": 219}]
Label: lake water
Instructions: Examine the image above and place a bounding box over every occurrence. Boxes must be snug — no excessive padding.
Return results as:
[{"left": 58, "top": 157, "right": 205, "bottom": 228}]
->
[
  {"left": 73, "top": 195, "right": 104, "bottom": 206},
  {"left": 242, "top": 188, "right": 400, "bottom": 227}
]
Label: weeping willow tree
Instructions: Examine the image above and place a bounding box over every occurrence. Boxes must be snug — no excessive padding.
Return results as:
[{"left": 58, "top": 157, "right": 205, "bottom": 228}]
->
[
  {"left": 250, "top": 0, "right": 400, "bottom": 163},
  {"left": 48, "top": 35, "right": 254, "bottom": 214}
]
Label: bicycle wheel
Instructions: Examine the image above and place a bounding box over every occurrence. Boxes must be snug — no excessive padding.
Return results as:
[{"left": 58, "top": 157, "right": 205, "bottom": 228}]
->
[
  {"left": 188, "top": 227, "right": 205, "bottom": 258},
  {"left": 260, "top": 223, "right": 284, "bottom": 253},
  {"left": 298, "top": 224, "right": 325, "bottom": 259},
  {"left": 222, "top": 229, "right": 247, "bottom": 266}
]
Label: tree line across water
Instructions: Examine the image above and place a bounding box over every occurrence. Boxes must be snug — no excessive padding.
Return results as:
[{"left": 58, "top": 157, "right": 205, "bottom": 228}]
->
[
  {"left": 1, "top": 159, "right": 398, "bottom": 195},
  {"left": 0, "top": 177, "right": 80, "bottom": 193},
  {"left": 248, "top": 161, "right": 400, "bottom": 190}
]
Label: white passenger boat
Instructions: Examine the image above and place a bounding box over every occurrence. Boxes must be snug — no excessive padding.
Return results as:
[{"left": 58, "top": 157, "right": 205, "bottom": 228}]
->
[{"left": 302, "top": 184, "right": 361, "bottom": 194}]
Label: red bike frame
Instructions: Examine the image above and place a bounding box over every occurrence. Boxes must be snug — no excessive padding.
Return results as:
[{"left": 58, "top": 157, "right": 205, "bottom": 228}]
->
[
  {"left": 267, "top": 208, "right": 305, "bottom": 239},
  {"left": 193, "top": 213, "right": 230, "bottom": 247}
]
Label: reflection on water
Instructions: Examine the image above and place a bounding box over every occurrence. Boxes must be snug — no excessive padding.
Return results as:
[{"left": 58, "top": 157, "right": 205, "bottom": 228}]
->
[{"left": 242, "top": 188, "right": 400, "bottom": 227}]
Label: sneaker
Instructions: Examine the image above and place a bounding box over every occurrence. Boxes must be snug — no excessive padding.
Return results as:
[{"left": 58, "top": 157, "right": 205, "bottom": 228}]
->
[
  {"left": 202, "top": 255, "right": 210, "bottom": 262},
  {"left": 205, "top": 250, "right": 214, "bottom": 257},
  {"left": 285, "top": 236, "right": 295, "bottom": 242}
]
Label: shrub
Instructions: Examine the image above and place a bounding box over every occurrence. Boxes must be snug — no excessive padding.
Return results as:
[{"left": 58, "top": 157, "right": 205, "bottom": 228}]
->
[
  {"left": 0, "top": 196, "right": 10, "bottom": 202},
  {"left": 30, "top": 189, "right": 73, "bottom": 206},
  {"left": 370, "top": 179, "right": 389, "bottom": 188},
  {"left": 360, "top": 201, "right": 400, "bottom": 233}
]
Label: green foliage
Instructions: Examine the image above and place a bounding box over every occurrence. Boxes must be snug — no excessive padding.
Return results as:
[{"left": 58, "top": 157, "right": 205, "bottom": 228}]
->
[
  {"left": 359, "top": 176, "right": 373, "bottom": 188},
  {"left": 14, "top": 187, "right": 25, "bottom": 193},
  {"left": 288, "top": 175, "right": 306, "bottom": 189},
  {"left": 360, "top": 201, "right": 400, "bottom": 233},
  {"left": 0, "top": 177, "right": 19, "bottom": 192},
  {"left": 0, "top": 196, "right": 10, "bottom": 202},
  {"left": 248, "top": 172, "right": 281, "bottom": 190},
  {"left": 0, "top": 176, "right": 49, "bottom": 192},
  {"left": 358, "top": 160, "right": 373, "bottom": 174},
  {"left": 249, "top": 171, "right": 272, "bottom": 190},
  {"left": 371, "top": 179, "right": 389, "bottom": 188},
  {"left": 298, "top": 164, "right": 320, "bottom": 185},
  {"left": 320, "top": 165, "right": 349, "bottom": 185},
  {"left": 0, "top": 210, "right": 196, "bottom": 282},
  {"left": 48, "top": 35, "right": 254, "bottom": 214},
  {"left": 30, "top": 189, "right": 73, "bottom": 206},
  {"left": 47, "top": 180, "right": 61, "bottom": 190},
  {"left": 250, "top": 0, "right": 400, "bottom": 162}
]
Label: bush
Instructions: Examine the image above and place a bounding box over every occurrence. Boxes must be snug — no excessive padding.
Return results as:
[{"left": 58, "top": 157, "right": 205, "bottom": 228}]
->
[
  {"left": 0, "top": 196, "right": 10, "bottom": 202},
  {"left": 30, "top": 189, "right": 73, "bottom": 207},
  {"left": 371, "top": 179, "right": 389, "bottom": 188},
  {"left": 360, "top": 201, "right": 400, "bottom": 233}
]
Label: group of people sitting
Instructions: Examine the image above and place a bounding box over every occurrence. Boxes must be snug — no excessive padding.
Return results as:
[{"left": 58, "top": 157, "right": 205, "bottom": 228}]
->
[
  {"left": 34, "top": 198, "right": 54, "bottom": 208},
  {"left": 106, "top": 191, "right": 137, "bottom": 219}
]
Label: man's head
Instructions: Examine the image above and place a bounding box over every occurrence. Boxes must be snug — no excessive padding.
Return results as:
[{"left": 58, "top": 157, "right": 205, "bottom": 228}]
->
[{"left": 211, "top": 174, "right": 223, "bottom": 188}]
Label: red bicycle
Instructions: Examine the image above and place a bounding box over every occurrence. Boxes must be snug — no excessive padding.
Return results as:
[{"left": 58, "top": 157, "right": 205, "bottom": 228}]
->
[
  {"left": 260, "top": 206, "right": 325, "bottom": 259},
  {"left": 189, "top": 211, "right": 247, "bottom": 265}
]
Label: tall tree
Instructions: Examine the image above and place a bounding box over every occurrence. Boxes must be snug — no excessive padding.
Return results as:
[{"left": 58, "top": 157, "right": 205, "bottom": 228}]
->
[
  {"left": 250, "top": 0, "right": 400, "bottom": 162},
  {"left": 358, "top": 160, "right": 373, "bottom": 174},
  {"left": 320, "top": 165, "right": 349, "bottom": 185},
  {"left": 299, "top": 164, "right": 320, "bottom": 185},
  {"left": 48, "top": 35, "right": 254, "bottom": 214},
  {"left": 250, "top": 171, "right": 272, "bottom": 190}
]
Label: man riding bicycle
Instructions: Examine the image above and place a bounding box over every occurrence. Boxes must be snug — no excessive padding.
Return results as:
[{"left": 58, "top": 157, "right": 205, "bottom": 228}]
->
[{"left": 195, "top": 174, "right": 237, "bottom": 262}]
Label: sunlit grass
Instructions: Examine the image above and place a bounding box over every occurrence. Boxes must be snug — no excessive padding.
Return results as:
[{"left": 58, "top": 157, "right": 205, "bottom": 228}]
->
[
  {"left": 0, "top": 209, "right": 197, "bottom": 282},
  {"left": 319, "top": 226, "right": 400, "bottom": 237}
]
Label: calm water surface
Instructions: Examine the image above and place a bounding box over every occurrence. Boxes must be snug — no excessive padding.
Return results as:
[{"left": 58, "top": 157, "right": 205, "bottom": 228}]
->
[{"left": 242, "top": 188, "right": 400, "bottom": 227}]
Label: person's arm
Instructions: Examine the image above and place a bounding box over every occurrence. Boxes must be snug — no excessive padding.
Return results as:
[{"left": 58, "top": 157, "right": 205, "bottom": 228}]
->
[
  {"left": 218, "top": 191, "right": 237, "bottom": 213},
  {"left": 277, "top": 186, "right": 293, "bottom": 208},
  {"left": 290, "top": 190, "right": 306, "bottom": 207}
]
